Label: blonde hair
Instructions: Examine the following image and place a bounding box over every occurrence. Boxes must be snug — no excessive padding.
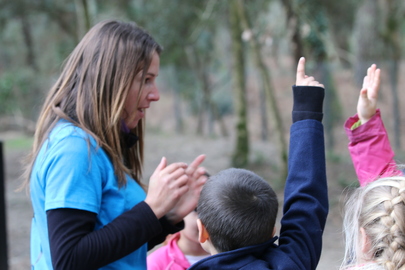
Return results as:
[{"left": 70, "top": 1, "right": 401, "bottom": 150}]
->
[
  {"left": 23, "top": 20, "right": 162, "bottom": 187},
  {"left": 342, "top": 176, "right": 405, "bottom": 269}
]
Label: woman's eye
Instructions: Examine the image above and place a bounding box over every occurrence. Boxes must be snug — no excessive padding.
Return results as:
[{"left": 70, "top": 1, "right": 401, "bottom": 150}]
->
[{"left": 145, "top": 78, "right": 151, "bottom": 84}]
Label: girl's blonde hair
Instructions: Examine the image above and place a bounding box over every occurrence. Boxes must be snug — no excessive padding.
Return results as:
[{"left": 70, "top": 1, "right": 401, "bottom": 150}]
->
[
  {"left": 342, "top": 176, "right": 405, "bottom": 269},
  {"left": 23, "top": 20, "right": 162, "bottom": 187}
]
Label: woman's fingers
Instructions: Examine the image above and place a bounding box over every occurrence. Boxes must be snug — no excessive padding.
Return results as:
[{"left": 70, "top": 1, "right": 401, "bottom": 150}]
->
[
  {"left": 185, "top": 154, "right": 206, "bottom": 176},
  {"left": 160, "top": 162, "right": 187, "bottom": 175},
  {"left": 151, "top": 157, "right": 167, "bottom": 176}
]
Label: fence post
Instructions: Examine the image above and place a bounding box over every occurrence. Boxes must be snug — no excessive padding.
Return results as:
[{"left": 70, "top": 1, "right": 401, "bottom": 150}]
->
[{"left": 0, "top": 141, "right": 8, "bottom": 270}]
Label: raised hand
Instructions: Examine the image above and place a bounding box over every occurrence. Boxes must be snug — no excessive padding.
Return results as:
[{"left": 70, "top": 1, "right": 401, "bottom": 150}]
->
[
  {"left": 357, "top": 64, "right": 381, "bottom": 124},
  {"left": 145, "top": 157, "right": 189, "bottom": 220},
  {"left": 296, "top": 57, "right": 324, "bottom": 88},
  {"left": 166, "top": 154, "right": 208, "bottom": 224}
]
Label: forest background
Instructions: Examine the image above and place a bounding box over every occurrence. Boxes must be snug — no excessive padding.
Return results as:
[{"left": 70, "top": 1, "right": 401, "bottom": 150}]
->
[{"left": 1, "top": 0, "right": 405, "bottom": 269}]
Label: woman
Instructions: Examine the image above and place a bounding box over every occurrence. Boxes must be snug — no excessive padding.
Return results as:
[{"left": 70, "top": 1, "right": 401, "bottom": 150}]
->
[{"left": 25, "top": 20, "right": 207, "bottom": 270}]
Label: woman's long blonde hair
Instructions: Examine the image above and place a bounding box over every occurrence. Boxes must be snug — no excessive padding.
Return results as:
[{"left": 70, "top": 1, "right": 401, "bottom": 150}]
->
[
  {"left": 23, "top": 20, "right": 162, "bottom": 187},
  {"left": 342, "top": 176, "right": 405, "bottom": 269}
]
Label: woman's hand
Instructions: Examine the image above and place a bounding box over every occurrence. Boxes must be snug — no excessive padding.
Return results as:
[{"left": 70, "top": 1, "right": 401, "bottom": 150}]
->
[
  {"left": 166, "top": 154, "right": 208, "bottom": 224},
  {"left": 357, "top": 64, "right": 381, "bottom": 124},
  {"left": 295, "top": 57, "right": 324, "bottom": 88},
  {"left": 145, "top": 157, "right": 189, "bottom": 219}
]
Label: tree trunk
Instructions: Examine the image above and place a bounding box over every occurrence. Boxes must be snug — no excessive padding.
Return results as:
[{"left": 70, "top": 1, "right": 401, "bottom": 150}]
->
[
  {"left": 300, "top": 2, "right": 342, "bottom": 151},
  {"left": 314, "top": 62, "right": 341, "bottom": 150},
  {"left": 388, "top": 60, "right": 401, "bottom": 150},
  {"left": 74, "top": 0, "right": 92, "bottom": 38},
  {"left": 20, "top": 15, "right": 38, "bottom": 71},
  {"left": 236, "top": 0, "right": 288, "bottom": 178},
  {"left": 166, "top": 66, "right": 184, "bottom": 134},
  {"left": 210, "top": 102, "right": 229, "bottom": 137},
  {"left": 383, "top": 0, "right": 402, "bottom": 150},
  {"left": 201, "top": 69, "right": 214, "bottom": 136},
  {"left": 229, "top": 0, "right": 249, "bottom": 168},
  {"left": 281, "top": 0, "right": 304, "bottom": 67},
  {"left": 353, "top": 0, "right": 382, "bottom": 87},
  {"left": 18, "top": 12, "right": 42, "bottom": 125},
  {"left": 186, "top": 45, "right": 227, "bottom": 137},
  {"left": 259, "top": 79, "right": 268, "bottom": 141}
]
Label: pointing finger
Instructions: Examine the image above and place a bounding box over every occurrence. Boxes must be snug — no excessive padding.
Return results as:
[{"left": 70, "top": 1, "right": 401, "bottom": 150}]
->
[
  {"left": 296, "top": 57, "right": 306, "bottom": 84},
  {"left": 186, "top": 154, "right": 206, "bottom": 176}
]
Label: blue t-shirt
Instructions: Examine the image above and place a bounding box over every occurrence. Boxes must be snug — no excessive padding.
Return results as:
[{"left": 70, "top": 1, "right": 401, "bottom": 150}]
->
[{"left": 30, "top": 121, "right": 147, "bottom": 269}]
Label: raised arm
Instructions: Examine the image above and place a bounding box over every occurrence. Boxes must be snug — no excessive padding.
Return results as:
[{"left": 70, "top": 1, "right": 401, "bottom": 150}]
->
[
  {"left": 344, "top": 64, "right": 401, "bottom": 186},
  {"left": 279, "top": 57, "right": 327, "bottom": 269},
  {"left": 357, "top": 64, "right": 381, "bottom": 124}
]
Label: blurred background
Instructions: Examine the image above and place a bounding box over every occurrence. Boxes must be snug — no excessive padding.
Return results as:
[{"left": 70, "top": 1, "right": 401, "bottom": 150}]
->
[{"left": 1, "top": 0, "right": 405, "bottom": 269}]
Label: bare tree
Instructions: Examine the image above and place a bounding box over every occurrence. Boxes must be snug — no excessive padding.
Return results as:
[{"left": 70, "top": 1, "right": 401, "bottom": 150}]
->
[
  {"left": 380, "top": 0, "right": 404, "bottom": 150},
  {"left": 229, "top": 0, "right": 249, "bottom": 168},
  {"left": 236, "top": 0, "right": 288, "bottom": 178}
]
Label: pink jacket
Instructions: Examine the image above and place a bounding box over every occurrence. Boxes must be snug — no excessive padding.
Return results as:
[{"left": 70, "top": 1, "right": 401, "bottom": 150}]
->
[
  {"left": 345, "top": 109, "right": 402, "bottom": 186},
  {"left": 147, "top": 233, "right": 190, "bottom": 270}
]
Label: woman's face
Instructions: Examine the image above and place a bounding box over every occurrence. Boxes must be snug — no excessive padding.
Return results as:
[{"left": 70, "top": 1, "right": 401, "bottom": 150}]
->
[{"left": 123, "top": 52, "right": 160, "bottom": 129}]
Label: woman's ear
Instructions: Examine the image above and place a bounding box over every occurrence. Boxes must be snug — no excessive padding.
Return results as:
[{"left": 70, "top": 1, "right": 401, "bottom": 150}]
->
[{"left": 197, "top": 218, "right": 209, "bottom": 243}]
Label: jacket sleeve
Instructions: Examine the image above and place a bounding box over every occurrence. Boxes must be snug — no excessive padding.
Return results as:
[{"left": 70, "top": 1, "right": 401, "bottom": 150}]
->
[
  {"left": 278, "top": 85, "right": 327, "bottom": 270},
  {"left": 344, "top": 109, "right": 402, "bottom": 186}
]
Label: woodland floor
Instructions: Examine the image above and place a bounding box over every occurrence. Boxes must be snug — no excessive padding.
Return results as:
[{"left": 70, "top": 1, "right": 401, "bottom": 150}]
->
[{"left": 3, "top": 128, "right": 355, "bottom": 270}]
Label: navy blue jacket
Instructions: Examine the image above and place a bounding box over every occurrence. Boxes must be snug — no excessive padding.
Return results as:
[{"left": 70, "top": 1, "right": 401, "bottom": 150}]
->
[{"left": 189, "top": 116, "right": 327, "bottom": 269}]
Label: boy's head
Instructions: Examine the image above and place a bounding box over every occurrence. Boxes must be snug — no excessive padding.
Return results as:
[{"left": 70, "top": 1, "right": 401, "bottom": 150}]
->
[{"left": 196, "top": 168, "right": 279, "bottom": 254}]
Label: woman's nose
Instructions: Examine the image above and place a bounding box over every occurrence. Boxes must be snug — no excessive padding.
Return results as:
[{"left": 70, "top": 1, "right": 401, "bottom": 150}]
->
[{"left": 148, "top": 85, "right": 160, "bottom": 102}]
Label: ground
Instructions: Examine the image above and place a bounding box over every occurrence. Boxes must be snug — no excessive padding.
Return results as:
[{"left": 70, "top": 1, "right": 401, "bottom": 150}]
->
[{"left": 2, "top": 127, "right": 351, "bottom": 270}]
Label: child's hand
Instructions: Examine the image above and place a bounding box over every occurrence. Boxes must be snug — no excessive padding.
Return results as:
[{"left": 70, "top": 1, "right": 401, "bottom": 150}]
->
[
  {"left": 357, "top": 64, "right": 381, "bottom": 124},
  {"left": 295, "top": 57, "right": 324, "bottom": 88}
]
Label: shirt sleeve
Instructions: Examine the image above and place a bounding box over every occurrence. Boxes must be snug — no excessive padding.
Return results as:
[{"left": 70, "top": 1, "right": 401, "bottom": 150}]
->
[
  {"left": 42, "top": 135, "right": 103, "bottom": 213},
  {"left": 47, "top": 201, "right": 164, "bottom": 270}
]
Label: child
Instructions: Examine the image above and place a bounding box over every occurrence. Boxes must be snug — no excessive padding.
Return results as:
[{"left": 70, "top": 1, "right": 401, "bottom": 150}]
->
[
  {"left": 341, "top": 176, "right": 405, "bottom": 269},
  {"left": 344, "top": 64, "right": 402, "bottom": 186},
  {"left": 147, "top": 211, "right": 209, "bottom": 269},
  {"left": 341, "top": 65, "right": 405, "bottom": 269},
  {"left": 189, "top": 57, "right": 328, "bottom": 270}
]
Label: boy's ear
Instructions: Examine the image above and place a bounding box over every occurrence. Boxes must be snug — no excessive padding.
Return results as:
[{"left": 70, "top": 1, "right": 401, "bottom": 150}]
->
[
  {"left": 272, "top": 227, "right": 276, "bottom": 237},
  {"left": 197, "top": 218, "right": 209, "bottom": 243}
]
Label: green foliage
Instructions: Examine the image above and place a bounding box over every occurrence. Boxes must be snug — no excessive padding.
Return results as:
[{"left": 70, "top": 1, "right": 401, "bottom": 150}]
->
[
  {"left": 0, "top": 72, "right": 17, "bottom": 115},
  {"left": 4, "top": 135, "right": 33, "bottom": 150},
  {"left": 126, "top": 0, "right": 220, "bottom": 65},
  {"left": 0, "top": 69, "right": 43, "bottom": 119},
  {"left": 212, "top": 87, "right": 233, "bottom": 116},
  {"left": 337, "top": 175, "right": 360, "bottom": 189},
  {"left": 304, "top": 13, "right": 327, "bottom": 59},
  {"left": 0, "top": 0, "right": 404, "bottom": 143}
]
